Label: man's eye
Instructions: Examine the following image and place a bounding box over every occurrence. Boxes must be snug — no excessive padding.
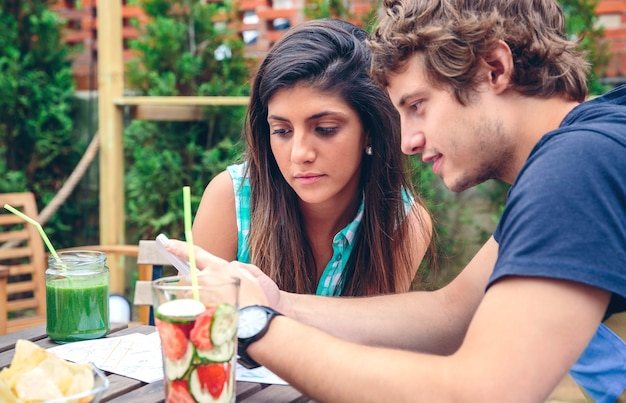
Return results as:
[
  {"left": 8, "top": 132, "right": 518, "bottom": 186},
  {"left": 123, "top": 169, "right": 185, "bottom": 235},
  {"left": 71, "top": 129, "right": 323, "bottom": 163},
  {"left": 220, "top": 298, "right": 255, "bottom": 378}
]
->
[{"left": 410, "top": 101, "right": 422, "bottom": 111}]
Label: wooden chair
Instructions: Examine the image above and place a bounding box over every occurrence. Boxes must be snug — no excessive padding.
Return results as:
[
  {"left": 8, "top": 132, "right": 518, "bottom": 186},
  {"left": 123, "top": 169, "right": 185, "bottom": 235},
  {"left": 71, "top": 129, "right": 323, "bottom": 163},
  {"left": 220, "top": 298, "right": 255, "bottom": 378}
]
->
[
  {"left": 136, "top": 239, "right": 173, "bottom": 325},
  {"left": 0, "top": 192, "right": 165, "bottom": 334},
  {"left": 0, "top": 192, "right": 49, "bottom": 334}
]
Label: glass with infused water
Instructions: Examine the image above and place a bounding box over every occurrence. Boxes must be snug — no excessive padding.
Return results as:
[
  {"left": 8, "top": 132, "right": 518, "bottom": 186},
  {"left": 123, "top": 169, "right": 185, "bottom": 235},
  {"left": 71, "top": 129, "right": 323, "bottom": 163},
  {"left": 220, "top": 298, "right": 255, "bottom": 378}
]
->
[{"left": 152, "top": 273, "right": 240, "bottom": 403}]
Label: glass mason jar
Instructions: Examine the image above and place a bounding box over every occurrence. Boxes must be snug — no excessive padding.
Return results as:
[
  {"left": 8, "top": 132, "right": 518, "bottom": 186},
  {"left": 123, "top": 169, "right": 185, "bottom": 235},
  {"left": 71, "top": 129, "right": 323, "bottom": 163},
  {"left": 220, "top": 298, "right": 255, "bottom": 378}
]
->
[{"left": 45, "top": 250, "right": 110, "bottom": 343}]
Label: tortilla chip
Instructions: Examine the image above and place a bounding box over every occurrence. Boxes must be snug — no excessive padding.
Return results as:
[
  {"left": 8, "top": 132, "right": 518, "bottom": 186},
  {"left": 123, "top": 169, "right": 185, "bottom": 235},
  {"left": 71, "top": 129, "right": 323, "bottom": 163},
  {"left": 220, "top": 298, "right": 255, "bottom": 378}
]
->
[{"left": 0, "top": 339, "right": 96, "bottom": 402}]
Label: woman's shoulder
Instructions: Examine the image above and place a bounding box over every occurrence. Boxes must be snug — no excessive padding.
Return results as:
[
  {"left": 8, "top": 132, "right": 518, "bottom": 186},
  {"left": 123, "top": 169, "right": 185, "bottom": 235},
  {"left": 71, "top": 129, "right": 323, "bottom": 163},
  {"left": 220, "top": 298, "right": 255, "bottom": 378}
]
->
[{"left": 226, "top": 162, "right": 247, "bottom": 180}]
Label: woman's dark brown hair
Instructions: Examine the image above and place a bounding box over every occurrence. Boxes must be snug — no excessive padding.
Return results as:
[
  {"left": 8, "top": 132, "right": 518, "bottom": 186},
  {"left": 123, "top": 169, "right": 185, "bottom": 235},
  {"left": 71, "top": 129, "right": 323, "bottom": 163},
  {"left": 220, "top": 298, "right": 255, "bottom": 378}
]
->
[{"left": 242, "top": 19, "right": 432, "bottom": 296}]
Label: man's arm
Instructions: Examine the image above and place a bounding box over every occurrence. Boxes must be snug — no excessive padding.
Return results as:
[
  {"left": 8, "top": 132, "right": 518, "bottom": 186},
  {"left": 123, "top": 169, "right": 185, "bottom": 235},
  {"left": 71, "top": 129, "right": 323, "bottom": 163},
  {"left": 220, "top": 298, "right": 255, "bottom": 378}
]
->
[
  {"left": 166, "top": 238, "right": 609, "bottom": 398},
  {"left": 167, "top": 236, "right": 497, "bottom": 355},
  {"left": 250, "top": 276, "right": 610, "bottom": 401},
  {"left": 275, "top": 236, "right": 498, "bottom": 354}
]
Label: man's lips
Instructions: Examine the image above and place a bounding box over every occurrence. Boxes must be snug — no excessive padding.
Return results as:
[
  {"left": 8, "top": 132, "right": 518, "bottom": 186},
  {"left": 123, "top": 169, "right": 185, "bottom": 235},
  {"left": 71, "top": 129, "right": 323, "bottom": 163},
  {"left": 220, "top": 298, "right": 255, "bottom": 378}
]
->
[{"left": 423, "top": 154, "right": 442, "bottom": 175}]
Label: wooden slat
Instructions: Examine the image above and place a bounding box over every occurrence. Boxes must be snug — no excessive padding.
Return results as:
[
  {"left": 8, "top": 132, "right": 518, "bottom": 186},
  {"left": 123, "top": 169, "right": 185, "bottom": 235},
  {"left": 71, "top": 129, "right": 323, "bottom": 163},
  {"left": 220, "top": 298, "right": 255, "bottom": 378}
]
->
[
  {"left": 7, "top": 298, "right": 38, "bottom": 311},
  {"left": 0, "top": 266, "right": 8, "bottom": 334},
  {"left": 0, "top": 215, "right": 28, "bottom": 225},
  {"left": 4, "top": 263, "right": 36, "bottom": 276},
  {"left": 130, "top": 105, "right": 204, "bottom": 121},
  {"left": 60, "top": 244, "right": 139, "bottom": 257},
  {"left": 137, "top": 240, "right": 170, "bottom": 266},
  {"left": 0, "top": 229, "right": 28, "bottom": 243},
  {"left": 115, "top": 96, "right": 250, "bottom": 106},
  {"left": 3, "top": 315, "right": 46, "bottom": 335},
  {"left": 0, "top": 246, "right": 33, "bottom": 260},
  {"left": 7, "top": 280, "right": 36, "bottom": 295}
]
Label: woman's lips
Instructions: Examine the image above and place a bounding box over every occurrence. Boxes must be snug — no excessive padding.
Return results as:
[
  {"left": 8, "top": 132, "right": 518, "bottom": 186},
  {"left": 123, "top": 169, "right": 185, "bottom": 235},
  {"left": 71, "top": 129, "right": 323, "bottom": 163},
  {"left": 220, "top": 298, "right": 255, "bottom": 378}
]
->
[{"left": 294, "top": 174, "right": 324, "bottom": 184}]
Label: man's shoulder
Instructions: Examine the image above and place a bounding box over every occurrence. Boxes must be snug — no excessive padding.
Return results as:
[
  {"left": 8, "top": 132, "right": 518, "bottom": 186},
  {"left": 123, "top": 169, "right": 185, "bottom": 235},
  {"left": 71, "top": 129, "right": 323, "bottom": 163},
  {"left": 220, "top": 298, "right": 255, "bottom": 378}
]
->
[{"left": 559, "top": 85, "right": 626, "bottom": 131}]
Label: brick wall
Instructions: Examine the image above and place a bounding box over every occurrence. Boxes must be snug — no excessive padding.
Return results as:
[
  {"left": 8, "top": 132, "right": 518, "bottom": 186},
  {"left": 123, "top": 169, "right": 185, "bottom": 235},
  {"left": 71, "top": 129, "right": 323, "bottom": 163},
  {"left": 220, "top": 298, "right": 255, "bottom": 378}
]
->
[
  {"left": 52, "top": 0, "right": 147, "bottom": 91},
  {"left": 52, "top": 0, "right": 312, "bottom": 90},
  {"left": 596, "top": 0, "right": 626, "bottom": 84},
  {"left": 56, "top": 1, "right": 625, "bottom": 90},
  {"left": 53, "top": 0, "right": 381, "bottom": 90}
]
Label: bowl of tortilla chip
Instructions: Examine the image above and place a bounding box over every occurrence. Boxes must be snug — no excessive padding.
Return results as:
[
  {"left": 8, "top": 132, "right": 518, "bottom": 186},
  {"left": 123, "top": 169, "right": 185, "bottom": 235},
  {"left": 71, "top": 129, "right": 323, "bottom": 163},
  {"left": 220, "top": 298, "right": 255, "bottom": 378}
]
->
[{"left": 0, "top": 339, "right": 109, "bottom": 403}]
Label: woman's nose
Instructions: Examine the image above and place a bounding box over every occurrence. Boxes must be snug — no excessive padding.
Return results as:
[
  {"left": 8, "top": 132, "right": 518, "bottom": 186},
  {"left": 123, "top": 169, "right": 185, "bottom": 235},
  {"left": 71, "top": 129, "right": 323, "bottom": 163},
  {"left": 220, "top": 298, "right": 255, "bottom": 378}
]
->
[{"left": 290, "top": 132, "right": 316, "bottom": 163}]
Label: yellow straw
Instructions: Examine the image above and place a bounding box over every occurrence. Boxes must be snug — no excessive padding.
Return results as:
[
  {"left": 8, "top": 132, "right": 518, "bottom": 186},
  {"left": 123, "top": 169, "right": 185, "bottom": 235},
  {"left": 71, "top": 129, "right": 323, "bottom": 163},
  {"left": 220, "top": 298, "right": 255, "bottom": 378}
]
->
[
  {"left": 183, "top": 186, "right": 199, "bottom": 300},
  {"left": 3, "top": 204, "right": 62, "bottom": 263}
]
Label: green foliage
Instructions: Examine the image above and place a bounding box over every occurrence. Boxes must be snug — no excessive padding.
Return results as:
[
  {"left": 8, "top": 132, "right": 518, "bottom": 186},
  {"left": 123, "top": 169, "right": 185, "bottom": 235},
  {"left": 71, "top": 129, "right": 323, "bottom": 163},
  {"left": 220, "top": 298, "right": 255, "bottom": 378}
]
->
[
  {"left": 303, "top": 0, "right": 382, "bottom": 33},
  {"left": 0, "top": 0, "right": 84, "bottom": 247},
  {"left": 304, "top": 0, "right": 352, "bottom": 20},
  {"left": 561, "top": 0, "right": 611, "bottom": 95},
  {"left": 123, "top": 0, "right": 250, "bottom": 242}
]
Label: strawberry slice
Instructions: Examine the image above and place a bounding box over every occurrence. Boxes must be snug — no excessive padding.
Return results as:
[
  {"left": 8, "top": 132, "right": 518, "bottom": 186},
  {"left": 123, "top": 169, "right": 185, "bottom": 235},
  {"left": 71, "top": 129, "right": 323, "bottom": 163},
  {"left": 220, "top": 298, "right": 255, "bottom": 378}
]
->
[
  {"left": 156, "top": 318, "right": 189, "bottom": 361},
  {"left": 167, "top": 380, "right": 195, "bottom": 403},
  {"left": 190, "top": 363, "right": 230, "bottom": 400},
  {"left": 190, "top": 305, "right": 218, "bottom": 350}
]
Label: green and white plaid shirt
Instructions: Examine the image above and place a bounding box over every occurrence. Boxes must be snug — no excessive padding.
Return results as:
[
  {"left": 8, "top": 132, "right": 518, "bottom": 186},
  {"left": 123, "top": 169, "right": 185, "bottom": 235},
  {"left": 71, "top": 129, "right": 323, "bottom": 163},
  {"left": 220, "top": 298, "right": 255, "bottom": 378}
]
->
[{"left": 227, "top": 163, "right": 409, "bottom": 296}]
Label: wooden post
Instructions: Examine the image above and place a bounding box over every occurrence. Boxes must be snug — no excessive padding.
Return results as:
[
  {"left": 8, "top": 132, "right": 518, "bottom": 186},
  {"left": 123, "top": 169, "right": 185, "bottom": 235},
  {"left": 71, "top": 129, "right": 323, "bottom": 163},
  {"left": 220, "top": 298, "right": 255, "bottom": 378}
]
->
[{"left": 97, "top": 0, "right": 126, "bottom": 294}]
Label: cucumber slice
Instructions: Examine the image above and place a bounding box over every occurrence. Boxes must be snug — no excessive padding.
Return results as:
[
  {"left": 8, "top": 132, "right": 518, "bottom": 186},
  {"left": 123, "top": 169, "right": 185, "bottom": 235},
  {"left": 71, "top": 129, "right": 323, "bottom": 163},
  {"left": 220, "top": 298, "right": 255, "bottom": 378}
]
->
[
  {"left": 164, "top": 340, "right": 194, "bottom": 380},
  {"left": 196, "top": 340, "right": 235, "bottom": 363},
  {"left": 210, "top": 303, "right": 238, "bottom": 346},
  {"left": 156, "top": 299, "right": 206, "bottom": 323},
  {"left": 189, "top": 364, "right": 233, "bottom": 403}
]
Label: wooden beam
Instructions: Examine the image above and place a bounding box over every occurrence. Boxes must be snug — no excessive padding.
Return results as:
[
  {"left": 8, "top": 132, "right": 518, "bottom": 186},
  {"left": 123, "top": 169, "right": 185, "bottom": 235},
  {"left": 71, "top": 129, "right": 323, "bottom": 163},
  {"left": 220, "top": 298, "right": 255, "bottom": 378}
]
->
[
  {"left": 98, "top": 0, "right": 126, "bottom": 294},
  {"left": 115, "top": 96, "right": 250, "bottom": 106},
  {"left": 130, "top": 105, "right": 205, "bottom": 121}
]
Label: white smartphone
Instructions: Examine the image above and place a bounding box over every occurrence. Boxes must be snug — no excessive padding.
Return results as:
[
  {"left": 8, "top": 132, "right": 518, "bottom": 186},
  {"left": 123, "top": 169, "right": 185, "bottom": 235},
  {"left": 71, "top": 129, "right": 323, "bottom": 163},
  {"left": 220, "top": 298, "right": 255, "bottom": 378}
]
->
[{"left": 155, "top": 233, "right": 192, "bottom": 275}]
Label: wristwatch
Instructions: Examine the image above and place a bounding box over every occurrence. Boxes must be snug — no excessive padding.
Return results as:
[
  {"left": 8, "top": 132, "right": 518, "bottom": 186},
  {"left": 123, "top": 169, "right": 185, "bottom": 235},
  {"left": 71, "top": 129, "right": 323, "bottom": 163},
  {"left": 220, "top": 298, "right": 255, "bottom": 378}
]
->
[{"left": 237, "top": 305, "right": 283, "bottom": 368}]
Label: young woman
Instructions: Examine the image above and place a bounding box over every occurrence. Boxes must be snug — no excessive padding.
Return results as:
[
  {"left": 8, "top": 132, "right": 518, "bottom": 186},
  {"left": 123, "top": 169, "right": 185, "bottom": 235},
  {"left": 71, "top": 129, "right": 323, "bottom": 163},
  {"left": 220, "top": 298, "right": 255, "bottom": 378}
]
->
[{"left": 192, "top": 19, "right": 433, "bottom": 296}]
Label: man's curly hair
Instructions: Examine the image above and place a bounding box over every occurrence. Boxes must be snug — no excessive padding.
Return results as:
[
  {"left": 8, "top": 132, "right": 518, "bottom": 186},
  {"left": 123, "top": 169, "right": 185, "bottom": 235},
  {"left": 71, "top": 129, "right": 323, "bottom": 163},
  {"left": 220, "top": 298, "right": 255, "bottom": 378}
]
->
[{"left": 368, "top": 0, "right": 589, "bottom": 104}]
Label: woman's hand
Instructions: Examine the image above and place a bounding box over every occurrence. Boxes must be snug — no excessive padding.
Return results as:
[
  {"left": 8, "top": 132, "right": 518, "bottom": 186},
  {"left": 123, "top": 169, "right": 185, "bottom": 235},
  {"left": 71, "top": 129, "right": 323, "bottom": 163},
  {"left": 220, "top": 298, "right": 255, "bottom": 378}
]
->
[{"left": 165, "top": 239, "right": 270, "bottom": 307}]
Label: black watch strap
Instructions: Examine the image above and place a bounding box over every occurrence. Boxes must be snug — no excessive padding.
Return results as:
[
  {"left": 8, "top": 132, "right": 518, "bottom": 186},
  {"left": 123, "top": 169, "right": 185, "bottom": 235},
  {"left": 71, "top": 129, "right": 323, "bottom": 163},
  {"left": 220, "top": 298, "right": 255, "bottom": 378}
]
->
[
  {"left": 238, "top": 342, "right": 262, "bottom": 369},
  {"left": 237, "top": 306, "right": 283, "bottom": 369}
]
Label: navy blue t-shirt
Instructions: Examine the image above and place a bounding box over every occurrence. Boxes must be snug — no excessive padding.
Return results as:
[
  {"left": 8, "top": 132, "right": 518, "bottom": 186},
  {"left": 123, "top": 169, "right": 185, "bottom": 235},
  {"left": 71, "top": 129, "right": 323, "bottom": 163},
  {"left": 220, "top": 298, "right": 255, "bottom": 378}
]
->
[{"left": 491, "top": 85, "right": 626, "bottom": 317}]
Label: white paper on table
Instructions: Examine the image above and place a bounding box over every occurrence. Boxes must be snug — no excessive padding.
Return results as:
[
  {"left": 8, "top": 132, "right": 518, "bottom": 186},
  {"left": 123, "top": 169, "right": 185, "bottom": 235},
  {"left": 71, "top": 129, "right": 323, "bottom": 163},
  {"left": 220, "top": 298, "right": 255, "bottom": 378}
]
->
[
  {"left": 47, "top": 332, "right": 288, "bottom": 386},
  {"left": 236, "top": 363, "right": 288, "bottom": 385},
  {"left": 48, "top": 332, "right": 163, "bottom": 384}
]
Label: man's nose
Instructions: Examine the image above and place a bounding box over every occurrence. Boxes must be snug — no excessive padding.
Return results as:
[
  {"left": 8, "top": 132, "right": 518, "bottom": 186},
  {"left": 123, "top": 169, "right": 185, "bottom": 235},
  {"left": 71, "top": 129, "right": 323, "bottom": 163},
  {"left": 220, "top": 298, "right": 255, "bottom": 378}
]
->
[{"left": 400, "top": 119, "right": 425, "bottom": 156}]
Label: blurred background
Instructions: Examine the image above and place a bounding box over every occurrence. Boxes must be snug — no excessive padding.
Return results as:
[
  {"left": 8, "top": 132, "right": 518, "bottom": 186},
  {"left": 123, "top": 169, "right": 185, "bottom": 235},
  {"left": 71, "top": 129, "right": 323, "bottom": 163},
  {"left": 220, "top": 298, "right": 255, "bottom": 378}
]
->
[{"left": 0, "top": 0, "right": 623, "bottom": 296}]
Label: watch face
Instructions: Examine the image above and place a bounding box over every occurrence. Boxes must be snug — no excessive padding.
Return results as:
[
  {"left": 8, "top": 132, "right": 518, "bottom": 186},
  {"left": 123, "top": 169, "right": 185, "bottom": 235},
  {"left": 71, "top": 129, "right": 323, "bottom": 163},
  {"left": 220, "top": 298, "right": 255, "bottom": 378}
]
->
[{"left": 237, "top": 306, "right": 268, "bottom": 338}]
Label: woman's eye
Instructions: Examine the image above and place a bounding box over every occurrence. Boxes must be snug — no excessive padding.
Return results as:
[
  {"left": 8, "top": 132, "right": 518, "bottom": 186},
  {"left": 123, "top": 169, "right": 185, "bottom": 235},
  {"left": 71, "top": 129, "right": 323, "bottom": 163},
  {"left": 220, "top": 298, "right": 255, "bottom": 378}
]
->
[
  {"left": 316, "top": 127, "right": 338, "bottom": 136},
  {"left": 271, "top": 128, "right": 291, "bottom": 136}
]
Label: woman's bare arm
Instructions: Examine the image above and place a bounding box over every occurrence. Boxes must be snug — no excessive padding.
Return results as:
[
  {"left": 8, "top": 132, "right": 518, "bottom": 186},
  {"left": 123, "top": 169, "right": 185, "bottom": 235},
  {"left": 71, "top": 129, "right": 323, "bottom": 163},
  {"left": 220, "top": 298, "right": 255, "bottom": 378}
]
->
[{"left": 191, "top": 170, "right": 239, "bottom": 262}]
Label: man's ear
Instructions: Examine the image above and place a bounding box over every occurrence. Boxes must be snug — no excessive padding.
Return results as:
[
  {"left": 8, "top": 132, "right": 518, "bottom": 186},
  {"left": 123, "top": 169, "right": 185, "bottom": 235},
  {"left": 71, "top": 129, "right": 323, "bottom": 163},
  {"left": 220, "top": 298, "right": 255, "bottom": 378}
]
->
[{"left": 483, "top": 40, "right": 514, "bottom": 94}]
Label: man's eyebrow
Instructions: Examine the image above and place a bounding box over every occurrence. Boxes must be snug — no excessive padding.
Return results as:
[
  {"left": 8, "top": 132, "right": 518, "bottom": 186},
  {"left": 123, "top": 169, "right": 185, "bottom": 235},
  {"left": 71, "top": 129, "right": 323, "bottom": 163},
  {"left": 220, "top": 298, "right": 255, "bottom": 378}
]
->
[{"left": 397, "top": 90, "right": 424, "bottom": 107}]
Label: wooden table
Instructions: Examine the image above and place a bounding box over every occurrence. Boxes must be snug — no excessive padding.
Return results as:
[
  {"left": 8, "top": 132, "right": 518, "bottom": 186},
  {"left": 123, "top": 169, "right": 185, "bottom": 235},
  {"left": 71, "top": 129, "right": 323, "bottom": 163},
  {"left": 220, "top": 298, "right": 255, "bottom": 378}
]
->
[{"left": 0, "top": 323, "right": 315, "bottom": 402}]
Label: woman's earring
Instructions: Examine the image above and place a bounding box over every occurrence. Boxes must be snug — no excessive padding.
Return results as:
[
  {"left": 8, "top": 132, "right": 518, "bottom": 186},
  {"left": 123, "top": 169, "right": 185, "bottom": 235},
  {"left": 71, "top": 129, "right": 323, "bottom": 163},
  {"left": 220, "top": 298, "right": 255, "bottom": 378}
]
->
[{"left": 365, "top": 145, "right": 373, "bottom": 156}]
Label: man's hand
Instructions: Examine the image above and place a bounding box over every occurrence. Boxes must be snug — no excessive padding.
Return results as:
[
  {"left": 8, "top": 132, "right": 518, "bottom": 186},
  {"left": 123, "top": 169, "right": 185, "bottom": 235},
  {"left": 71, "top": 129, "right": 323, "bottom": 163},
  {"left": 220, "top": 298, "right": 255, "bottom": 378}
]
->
[{"left": 165, "top": 239, "right": 269, "bottom": 307}]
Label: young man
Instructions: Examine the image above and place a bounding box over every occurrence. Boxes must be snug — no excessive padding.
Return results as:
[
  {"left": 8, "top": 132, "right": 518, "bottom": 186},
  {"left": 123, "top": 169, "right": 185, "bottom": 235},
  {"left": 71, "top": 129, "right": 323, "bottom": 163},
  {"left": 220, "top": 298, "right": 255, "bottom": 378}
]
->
[{"left": 167, "top": 0, "right": 626, "bottom": 400}]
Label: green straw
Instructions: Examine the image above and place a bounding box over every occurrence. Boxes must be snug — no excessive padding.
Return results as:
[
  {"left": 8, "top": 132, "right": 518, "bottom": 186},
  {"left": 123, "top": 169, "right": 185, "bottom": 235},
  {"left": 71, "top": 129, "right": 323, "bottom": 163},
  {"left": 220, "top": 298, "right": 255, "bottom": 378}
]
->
[
  {"left": 183, "top": 186, "right": 199, "bottom": 300},
  {"left": 3, "top": 203, "right": 62, "bottom": 263}
]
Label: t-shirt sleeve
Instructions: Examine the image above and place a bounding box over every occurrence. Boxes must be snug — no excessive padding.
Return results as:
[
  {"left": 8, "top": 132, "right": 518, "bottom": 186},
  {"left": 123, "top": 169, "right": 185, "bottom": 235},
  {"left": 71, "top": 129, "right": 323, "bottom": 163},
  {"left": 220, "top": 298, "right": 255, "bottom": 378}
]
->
[{"left": 491, "top": 129, "right": 626, "bottom": 309}]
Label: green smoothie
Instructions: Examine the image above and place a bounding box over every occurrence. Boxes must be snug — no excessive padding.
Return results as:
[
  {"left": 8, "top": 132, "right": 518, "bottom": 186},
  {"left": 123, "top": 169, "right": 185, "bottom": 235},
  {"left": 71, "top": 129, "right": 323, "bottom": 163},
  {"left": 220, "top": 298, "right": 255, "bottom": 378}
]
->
[{"left": 46, "top": 281, "right": 109, "bottom": 343}]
